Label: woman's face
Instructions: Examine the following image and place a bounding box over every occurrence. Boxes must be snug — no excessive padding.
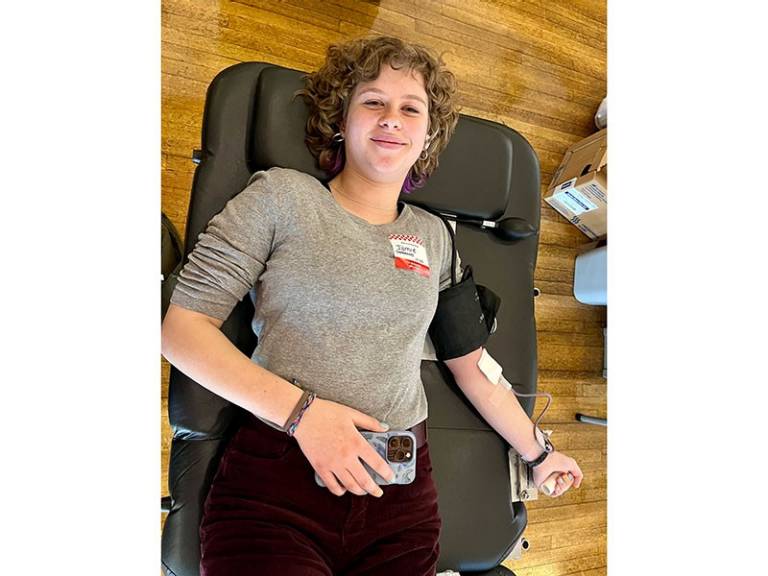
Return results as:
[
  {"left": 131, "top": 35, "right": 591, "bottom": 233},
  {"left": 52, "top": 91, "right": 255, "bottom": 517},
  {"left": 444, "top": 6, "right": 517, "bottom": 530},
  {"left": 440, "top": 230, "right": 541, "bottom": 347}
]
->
[{"left": 341, "top": 64, "right": 430, "bottom": 184}]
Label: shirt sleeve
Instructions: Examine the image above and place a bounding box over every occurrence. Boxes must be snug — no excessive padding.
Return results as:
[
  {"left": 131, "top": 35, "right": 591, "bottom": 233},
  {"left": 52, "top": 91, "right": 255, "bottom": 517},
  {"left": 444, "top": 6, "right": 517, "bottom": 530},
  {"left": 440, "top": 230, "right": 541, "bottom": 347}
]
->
[
  {"left": 438, "top": 218, "right": 463, "bottom": 292},
  {"left": 169, "top": 171, "right": 278, "bottom": 320}
]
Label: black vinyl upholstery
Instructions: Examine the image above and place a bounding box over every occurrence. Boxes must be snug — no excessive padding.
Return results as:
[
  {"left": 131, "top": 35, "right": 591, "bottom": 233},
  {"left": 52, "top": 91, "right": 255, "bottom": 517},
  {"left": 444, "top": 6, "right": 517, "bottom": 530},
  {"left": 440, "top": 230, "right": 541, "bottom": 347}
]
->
[{"left": 162, "top": 62, "right": 540, "bottom": 576}]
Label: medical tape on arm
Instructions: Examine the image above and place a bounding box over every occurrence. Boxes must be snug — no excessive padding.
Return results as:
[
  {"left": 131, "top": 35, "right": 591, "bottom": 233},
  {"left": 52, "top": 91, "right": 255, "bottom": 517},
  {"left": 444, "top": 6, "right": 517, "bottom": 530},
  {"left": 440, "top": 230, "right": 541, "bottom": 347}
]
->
[
  {"left": 477, "top": 348, "right": 512, "bottom": 406},
  {"left": 476, "top": 348, "right": 552, "bottom": 427}
]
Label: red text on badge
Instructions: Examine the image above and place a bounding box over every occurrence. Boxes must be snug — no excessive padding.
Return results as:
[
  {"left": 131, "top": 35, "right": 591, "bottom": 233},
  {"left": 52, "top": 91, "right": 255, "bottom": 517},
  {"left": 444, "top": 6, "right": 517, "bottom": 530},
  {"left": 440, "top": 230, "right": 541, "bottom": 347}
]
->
[{"left": 388, "top": 234, "right": 430, "bottom": 278}]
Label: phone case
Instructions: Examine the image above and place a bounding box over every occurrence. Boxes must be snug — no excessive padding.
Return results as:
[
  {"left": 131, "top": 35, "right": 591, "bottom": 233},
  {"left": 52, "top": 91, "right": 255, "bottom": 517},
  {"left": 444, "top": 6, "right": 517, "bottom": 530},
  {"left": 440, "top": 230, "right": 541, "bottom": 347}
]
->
[{"left": 314, "top": 430, "right": 417, "bottom": 487}]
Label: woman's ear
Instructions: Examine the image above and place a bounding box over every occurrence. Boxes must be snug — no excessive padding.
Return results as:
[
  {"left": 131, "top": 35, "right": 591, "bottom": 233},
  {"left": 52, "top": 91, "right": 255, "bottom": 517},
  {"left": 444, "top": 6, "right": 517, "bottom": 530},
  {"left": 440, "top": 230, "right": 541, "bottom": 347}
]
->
[{"left": 424, "top": 130, "right": 436, "bottom": 150}]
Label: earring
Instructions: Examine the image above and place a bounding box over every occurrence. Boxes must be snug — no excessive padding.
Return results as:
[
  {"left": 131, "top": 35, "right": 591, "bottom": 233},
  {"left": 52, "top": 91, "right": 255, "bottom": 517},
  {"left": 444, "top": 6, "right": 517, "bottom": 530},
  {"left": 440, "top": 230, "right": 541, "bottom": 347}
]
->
[
  {"left": 420, "top": 137, "right": 431, "bottom": 160},
  {"left": 332, "top": 132, "right": 345, "bottom": 144}
]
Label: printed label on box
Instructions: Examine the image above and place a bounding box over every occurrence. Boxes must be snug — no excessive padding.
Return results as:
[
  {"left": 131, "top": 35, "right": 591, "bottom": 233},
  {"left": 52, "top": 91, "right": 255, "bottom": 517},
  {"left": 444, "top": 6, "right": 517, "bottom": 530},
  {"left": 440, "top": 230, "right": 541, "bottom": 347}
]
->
[
  {"left": 571, "top": 216, "right": 599, "bottom": 239},
  {"left": 580, "top": 181, "right": 607, "bottom": 203},
  {"left": 552, "top": 186, "right": 598, "bottom": 216}
]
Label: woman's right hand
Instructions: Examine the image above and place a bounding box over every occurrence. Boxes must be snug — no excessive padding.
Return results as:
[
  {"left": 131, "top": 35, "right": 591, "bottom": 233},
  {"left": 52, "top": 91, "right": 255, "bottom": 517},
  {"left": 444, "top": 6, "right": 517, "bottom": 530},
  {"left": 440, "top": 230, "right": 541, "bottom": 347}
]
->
[
  {"left": 291, "top": 397, "right": 395, "bottom": 498},
  {"left": 531, "top": 450, "right": 583, "bottom": 497}
]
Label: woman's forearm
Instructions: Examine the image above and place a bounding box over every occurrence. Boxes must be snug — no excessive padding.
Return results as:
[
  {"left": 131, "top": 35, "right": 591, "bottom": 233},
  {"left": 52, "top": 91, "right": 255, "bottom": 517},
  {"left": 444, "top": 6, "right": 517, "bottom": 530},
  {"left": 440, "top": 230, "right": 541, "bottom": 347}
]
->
[
  {"left": 445, "top": 347, "right": 543, "bottom": 461},
  {"left": 161, "top": 303, "right": 303, "bottom": 428}
]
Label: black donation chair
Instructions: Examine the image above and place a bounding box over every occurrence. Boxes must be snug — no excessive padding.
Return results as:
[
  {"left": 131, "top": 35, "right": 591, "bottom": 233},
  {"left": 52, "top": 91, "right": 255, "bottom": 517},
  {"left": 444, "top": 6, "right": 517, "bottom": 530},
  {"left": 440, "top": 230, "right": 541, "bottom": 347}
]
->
[{"left": 161, "top": 62, "right": 541, "bottom": 576}]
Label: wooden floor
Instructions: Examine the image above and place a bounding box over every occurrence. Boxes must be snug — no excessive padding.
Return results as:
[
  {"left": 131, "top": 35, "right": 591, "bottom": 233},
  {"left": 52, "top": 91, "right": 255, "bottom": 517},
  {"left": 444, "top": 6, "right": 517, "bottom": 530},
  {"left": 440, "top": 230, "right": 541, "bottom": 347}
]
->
[{"left": 161, "top": 1, "right": 607, "bottom": 574}]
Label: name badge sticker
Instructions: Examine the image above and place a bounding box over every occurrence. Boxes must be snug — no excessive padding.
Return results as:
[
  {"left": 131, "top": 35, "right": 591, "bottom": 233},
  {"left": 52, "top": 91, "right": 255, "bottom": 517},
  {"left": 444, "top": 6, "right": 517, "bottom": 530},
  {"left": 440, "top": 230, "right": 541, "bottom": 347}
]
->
[{"left": 388, "top": 234, "right": 430, "bottom": 278}]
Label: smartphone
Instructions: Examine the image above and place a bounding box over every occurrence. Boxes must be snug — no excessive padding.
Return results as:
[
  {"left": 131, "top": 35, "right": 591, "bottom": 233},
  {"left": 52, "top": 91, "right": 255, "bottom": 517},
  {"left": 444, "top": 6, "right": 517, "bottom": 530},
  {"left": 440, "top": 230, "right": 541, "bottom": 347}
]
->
[{"left": 314, "top": 430, "right": 417, "bottom": 487}]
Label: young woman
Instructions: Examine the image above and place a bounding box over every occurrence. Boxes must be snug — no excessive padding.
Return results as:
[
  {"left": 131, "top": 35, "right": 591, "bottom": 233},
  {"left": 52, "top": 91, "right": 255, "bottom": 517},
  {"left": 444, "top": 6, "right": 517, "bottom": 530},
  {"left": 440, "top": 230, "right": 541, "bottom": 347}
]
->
[{"left": 162, "top": 35, "right": 582, "bottom": 576}]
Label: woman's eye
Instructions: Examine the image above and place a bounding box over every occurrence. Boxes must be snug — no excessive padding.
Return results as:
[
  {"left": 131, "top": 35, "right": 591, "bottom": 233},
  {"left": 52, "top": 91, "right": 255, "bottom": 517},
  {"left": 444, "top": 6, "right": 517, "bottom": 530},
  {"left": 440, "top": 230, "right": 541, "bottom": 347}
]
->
[{"left": 363, "top": 101, "right": 420, "bottom": 114}]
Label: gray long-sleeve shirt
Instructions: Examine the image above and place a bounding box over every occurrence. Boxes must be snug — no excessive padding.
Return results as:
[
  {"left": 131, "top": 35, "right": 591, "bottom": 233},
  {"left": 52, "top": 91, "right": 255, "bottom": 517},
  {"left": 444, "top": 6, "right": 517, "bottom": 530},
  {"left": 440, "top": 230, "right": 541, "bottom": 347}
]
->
[{"left": 171, "top": 167, "right": 460, "bottom": 430}]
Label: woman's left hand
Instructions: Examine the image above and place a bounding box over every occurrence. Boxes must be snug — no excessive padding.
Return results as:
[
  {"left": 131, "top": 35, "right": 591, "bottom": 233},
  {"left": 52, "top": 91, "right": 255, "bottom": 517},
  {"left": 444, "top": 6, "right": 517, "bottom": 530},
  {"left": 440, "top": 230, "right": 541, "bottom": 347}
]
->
[{"left": 531, "top": 450, "right": 583, "bottom": 498}]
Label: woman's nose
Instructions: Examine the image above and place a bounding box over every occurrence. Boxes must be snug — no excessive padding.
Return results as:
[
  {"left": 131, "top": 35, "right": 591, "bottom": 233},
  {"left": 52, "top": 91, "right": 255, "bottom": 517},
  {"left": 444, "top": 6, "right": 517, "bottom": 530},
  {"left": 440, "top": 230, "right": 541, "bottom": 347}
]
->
[{"left": 378, "top": 108, "right": 402, "bottom": 129}]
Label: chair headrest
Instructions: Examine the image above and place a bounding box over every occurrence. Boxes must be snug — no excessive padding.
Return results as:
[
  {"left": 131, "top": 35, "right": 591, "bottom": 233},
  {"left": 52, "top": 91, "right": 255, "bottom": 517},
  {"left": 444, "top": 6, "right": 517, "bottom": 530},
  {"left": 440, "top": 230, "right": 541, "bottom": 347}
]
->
[{"left": 250, "top": 66, "right": 516, "bottom": 221}]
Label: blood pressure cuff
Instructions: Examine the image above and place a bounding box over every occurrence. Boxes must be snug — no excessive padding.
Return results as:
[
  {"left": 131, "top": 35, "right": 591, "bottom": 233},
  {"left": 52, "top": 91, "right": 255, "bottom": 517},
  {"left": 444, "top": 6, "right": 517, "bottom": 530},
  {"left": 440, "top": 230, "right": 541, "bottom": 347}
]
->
[{"left": 428, "top": 265, "right": 501, "bottom": 360}]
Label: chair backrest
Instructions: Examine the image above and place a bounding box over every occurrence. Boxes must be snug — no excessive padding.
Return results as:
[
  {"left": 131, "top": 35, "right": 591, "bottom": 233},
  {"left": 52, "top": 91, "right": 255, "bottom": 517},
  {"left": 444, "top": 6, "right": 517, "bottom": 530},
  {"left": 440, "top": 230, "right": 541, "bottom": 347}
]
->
[{"left": 162, "top": 62, "right": 541, "bottom": 576}]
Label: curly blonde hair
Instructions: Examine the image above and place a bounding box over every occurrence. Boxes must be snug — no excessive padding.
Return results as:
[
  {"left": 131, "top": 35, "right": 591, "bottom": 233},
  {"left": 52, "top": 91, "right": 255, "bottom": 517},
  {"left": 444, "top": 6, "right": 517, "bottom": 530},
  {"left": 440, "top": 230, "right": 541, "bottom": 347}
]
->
[{"left": 294, "top": 35, "right": 461, "bottom": 193}]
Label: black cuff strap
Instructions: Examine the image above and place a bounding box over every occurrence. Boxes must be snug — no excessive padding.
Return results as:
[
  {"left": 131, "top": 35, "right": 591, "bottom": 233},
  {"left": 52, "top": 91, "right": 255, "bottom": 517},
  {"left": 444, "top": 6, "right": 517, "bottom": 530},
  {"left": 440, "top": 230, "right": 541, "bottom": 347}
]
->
[{"left": 523, "top": 449, "right": 550, "bottom": 468}]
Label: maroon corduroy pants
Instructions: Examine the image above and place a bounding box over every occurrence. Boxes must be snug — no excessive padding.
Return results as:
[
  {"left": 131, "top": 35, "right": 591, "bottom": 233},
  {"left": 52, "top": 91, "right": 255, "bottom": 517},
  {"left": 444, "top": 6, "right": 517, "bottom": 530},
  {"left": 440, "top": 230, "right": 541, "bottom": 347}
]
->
[{"left": 199, "top": 414, "right": 442, "bottom": 575}]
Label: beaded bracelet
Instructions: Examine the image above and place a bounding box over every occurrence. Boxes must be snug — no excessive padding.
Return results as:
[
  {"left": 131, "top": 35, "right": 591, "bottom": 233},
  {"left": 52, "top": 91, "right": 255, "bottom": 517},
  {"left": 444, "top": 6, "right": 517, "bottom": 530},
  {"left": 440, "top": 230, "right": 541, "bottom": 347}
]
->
[{"left": 286, "top": 392, "right": 316, "bottom": 437}]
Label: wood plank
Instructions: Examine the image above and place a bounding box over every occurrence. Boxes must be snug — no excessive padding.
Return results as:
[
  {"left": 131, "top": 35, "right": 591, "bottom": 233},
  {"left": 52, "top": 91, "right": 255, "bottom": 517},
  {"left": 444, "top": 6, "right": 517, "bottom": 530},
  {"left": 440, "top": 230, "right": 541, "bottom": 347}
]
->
[
  {"left": 234, "top": 0, "right": 341, "bottom": 33},
  {"left": 506, "top": 553, "right": 606, "bottom": 576},
  {"left": 319, "top": 0, "right": 418, "bottom": 30},
  {"left": 163, "top": 0, "right": 338, "bottom": 56},
  {"left": 526, "top": 500, "right": 606, "bottom": 526},
  {"left": 162, "top": 39, "right": 241, "bottom": 75},
  {"left": 410, "top": 29, "right": 603, "bottom": 113},
  {"left": 454, "top": 79, "right": 596, "bottom": 137},
  {"left": 539, "top": 219, "right": 596, "bottom": 248},
  {"left": 161, "top": 358, "right": 171, "bottom": 400},
  {"left": 533, "top": 396, "right": 606, "bottom": 421},
  {"left": 538, "top": 330, "right": 603, "bottom": 348},
  {"left": 162, "top": 19, "right": 320, "bottom": 71},
  {"left": 519, "top": 1, "right": 606, "bottom": 50},
  {"left": 536, "top": 317, "right": 605, "bottom": 335},
  {"left": 550, "top": 525, "right": 607, "bottom": 550},
  {"left": 535, "top": 266, "right": 576, "bottom": 287},
  {"left": 531, "top": 423, "right": 607, "bottom": 452},
  {"left": 534, "top": 281, "right": 577, "bottom": 297},
  {"left": 505, "top": 522, "right": 605, "bottom": 559},
  {"left": 161, "top": 393, "right": 171, "bottom": 496},
  {"left": 433, "top": 0, "right": 606, "bottom": 81},
  {"left": 536, "top": 293, "right": 606, "bottom": 317},
  {"left": 508, "top": 533, "right": 606, "bottom": 568},
  {"left": 527, "top": 483, "right": 607, "bottom": 509},
  {"left": 536, "top": 376, "right": 606, "bottom": 399}
]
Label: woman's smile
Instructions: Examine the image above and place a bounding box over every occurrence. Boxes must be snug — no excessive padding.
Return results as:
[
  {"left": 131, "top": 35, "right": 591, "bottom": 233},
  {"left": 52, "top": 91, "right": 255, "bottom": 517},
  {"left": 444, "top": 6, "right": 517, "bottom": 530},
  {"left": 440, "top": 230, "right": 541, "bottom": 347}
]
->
[{"left": 371, "top": 138, "right": 407, "bottom": 149}]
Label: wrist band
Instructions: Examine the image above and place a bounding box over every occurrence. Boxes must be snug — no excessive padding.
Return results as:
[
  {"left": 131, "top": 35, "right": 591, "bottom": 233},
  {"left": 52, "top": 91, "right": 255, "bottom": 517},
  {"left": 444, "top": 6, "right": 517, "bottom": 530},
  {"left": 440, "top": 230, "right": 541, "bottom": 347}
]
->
[
  {"left": 286, "top": 392, "right": 316, "bottom": 437},
  {"left": 524, "top": 448, "right": 551, "bottom": 468},
  {"left": 284, "top": 378, "right": 317, "bottom": 437},
  {"left": 283, "top": 390, "right": 310, "bottom": 432},
  {"left": 522, "top": 425, "right": 555, "bottom": 468}
]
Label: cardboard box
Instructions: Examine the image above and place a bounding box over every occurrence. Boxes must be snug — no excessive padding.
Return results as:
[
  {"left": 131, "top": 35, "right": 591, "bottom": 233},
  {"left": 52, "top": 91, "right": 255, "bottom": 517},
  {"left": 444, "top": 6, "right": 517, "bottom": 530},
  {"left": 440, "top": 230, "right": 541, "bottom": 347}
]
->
[{"left": 545, "top": 129, "right": 607, "bottom": 239}]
